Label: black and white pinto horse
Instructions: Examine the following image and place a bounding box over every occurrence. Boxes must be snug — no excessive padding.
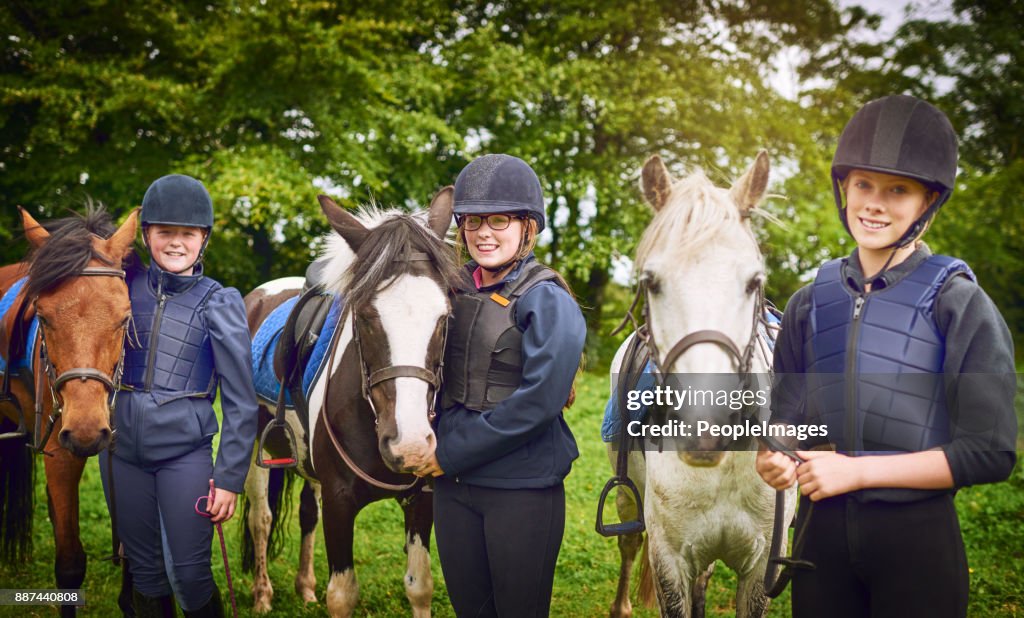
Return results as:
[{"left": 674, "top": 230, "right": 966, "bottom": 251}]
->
[
  {"left": 242, "top": 189, "right": 457, "bottom": 617},
  {"left": 607, "top": 153, "right": 796, "bottom": 618}
]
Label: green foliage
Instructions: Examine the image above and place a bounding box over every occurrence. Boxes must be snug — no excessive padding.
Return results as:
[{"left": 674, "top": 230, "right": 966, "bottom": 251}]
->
[
  {"left": 1, "top": 0, "right": 854, "bottom": 360},
  {"left": 3, "top": 1, "right": 1018, "bottom": 360}
]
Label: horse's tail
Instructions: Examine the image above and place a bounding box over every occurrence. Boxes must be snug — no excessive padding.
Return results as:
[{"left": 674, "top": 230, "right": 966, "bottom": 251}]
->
[
  {"left": 0, "top": 421, "right": 34, "bottom": 563},
  {"left": 636, "top": 535, "right": 656, "bottom": 608},
  {"left": 241, "top": 467, "right": 296, "bottom": 573}
]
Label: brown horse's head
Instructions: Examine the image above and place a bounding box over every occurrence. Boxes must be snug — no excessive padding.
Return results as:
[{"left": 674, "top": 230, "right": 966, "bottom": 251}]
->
[
  {"left": 22, "top": 206, "right": 138, "bottom": 457},
  {"left": 318, "top": 189, "right": 457, "bottom": 473}
]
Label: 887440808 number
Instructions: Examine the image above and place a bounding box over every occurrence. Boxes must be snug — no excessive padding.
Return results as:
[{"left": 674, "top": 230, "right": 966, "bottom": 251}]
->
[{"left": 0, "top": 589, "right": 85, "bottom": 606}]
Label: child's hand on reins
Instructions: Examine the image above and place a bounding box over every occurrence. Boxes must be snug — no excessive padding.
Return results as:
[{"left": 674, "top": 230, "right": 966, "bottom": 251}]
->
[
  {"left": 794, "top": 450, "right": 864, "bottom": 501},
  {"left": 756, "top": 448, "right": 798, "bottom": 490}
]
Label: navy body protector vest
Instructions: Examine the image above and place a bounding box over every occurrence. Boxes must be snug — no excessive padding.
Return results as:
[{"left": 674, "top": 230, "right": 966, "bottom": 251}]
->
[
  {"left": 807, "top": 254, "right": 973, "bottom": 454},
  {"left": 122, "top": 268, "right": 221, "bottom": 404},
  {"left": 441, "top": 260, "right": 562, "bottom": 412}
]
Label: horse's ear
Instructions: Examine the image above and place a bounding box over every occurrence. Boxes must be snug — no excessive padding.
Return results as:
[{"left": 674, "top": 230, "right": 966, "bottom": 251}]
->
[
  {"left": 318, "top": 195, "right": 368, "bottom": 252},
  {"left": 19, "top": 206, "right": 50, "bottom": 249},
  {"left": 729, "top": 150, "right": 770, "bottom": 213},
  {"left": 103, "top": 208, "right": 139, "bottom": 261},
  {"left": 641, "top": 155, "right": 673, "bottom": 212},
  {"left": 427, "top": 186, "right": 454, "bottom": 239}
]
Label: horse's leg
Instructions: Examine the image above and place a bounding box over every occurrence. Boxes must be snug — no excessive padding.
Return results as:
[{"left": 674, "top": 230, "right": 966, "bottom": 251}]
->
[
  {"left": 322, "top": 484, "right": 360, "bottom": 618},
  {"left": 244, "top": 462, "right": 275, "bottom": 614},
  {"left": 607, "top": 445, "right": 647, "bottom": 618},
  {"left": 43, "top": 444, "right": 86, "bottom": 618},
  {"left": 609, "top": 490, "right": 643, "bottom": 618},
  {"left": 647, "top": 532, "right": 692, "bottom": 618},
  {"left": 294, "top": 479, "right": 321, "bottom": 604},
  {"left": 690, "top": 562, "right": 715, "bottom": 618},
  {"left": 734, "top": 553, "right": 769, "bottom": 618},
  {"left": 400, "top": 489, "right": 434, "bottom": 618}
]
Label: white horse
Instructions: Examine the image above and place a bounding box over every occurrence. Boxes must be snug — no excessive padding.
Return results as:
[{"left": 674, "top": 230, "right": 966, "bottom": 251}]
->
[{"left": 607, "top": 152, "right": 796, "bottom": 618}]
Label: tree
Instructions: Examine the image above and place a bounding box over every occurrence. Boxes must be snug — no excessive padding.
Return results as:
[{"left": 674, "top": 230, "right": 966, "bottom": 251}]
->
[{"left": 3, "top": 1, "right": 860, "bottom": 364}]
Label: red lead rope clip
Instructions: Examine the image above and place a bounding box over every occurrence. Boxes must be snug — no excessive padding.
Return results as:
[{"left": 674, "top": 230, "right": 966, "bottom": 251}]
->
[{"left": 195, "top": 489, "right": 238, "bottom": 618}]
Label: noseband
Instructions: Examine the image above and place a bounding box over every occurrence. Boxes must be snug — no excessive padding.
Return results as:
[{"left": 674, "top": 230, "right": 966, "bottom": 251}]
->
[{"left": 32, "top": 266, "right": 129, "bottom": 454}]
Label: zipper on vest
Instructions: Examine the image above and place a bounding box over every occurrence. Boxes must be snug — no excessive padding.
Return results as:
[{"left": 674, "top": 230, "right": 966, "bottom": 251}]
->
[
  {"left": 143, "top": 280, "right": 167, "bottom": 392},
  {"left": 844, "top": 294, "right": 866, "bottom": 453}
]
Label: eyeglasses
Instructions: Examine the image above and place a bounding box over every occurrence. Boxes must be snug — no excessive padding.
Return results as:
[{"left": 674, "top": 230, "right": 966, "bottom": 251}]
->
[{"left": 457, "top": 213, "right": 521, "bottom": 231}]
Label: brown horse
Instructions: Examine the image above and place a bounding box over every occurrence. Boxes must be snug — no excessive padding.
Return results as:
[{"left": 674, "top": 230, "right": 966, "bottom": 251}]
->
[
  {"left": 0, "top": 205, "right": 138, "bottom": 616},
  {"left": 241, "top": 189, "right": 457, "bottom": 616}
]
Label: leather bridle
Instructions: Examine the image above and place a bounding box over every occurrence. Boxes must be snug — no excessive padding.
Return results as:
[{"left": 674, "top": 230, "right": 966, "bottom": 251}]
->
[
  {"left": 320, "top": 251, "right": 446, "bottom": 492},
  {"left": 31, "top": 266, "right": 129, "bottom": 454}
]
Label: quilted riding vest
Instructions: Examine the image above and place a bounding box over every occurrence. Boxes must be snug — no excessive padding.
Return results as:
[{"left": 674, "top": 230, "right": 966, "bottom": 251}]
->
[
  {"left": 441, "top": 260, "right": 562, "bottom": 412},
  {"left": 122, "top": 264, "right": 220, "bottom": 401},
  {"left": 806, "top": 255, "right": 973, "bottom": 454}
]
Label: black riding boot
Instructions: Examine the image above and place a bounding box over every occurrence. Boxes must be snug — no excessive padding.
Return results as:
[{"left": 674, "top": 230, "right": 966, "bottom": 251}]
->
[
  {"left": 183, "top": 586, "right": 224, "bottom": 618},
  {"left": 131, "top": 588, "right": 176, "bottom": 618}
]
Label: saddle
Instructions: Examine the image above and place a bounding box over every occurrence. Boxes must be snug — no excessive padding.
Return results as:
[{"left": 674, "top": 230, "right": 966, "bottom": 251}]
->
[
  {"left": 257, "top": 261, "right": 333, "bottom": 469},
  {"left": 272, "top": 260, "right": 333, "bottom": 419},
  {"left": 0, "top": 279, "right": 36, "bottom": 440}
]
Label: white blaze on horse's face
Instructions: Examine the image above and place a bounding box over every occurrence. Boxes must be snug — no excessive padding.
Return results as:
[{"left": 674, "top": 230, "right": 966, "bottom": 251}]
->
[{"left": 372, "top": 275, "right": 447, "bottom": 471}]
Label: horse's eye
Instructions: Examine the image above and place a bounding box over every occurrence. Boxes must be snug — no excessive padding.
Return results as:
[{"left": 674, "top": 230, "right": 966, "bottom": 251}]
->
[
  {"left": 745, "top": 274, "right": 763, "bottom": 295},
  {"left": 641, "top": 272, "right": 661, "bottom": 295}
]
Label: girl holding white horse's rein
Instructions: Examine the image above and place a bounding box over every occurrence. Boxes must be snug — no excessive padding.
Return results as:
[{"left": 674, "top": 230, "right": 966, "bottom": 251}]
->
[
  {"left": 756, "top": 95, "right": 1017, "bottom": 617},
  {"left": 414, "top": 154, "right": 585, "bottom": 617}
]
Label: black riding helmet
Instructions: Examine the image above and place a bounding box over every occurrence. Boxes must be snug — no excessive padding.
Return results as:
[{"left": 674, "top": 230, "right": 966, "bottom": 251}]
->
[
  {"left": 453, "top": 154, "right": 547, "bottom": 232},
  {"left": 831, "top": 95, "right": 958, "bottom": 248},
  {"left": 140, "top": 174, "right": 214, "bottom": 272}
]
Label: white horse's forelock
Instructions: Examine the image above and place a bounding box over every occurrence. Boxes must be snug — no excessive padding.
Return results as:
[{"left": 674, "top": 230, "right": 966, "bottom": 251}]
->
[{"left": 635, "top": 169, "right": 749, "bottom": 272}]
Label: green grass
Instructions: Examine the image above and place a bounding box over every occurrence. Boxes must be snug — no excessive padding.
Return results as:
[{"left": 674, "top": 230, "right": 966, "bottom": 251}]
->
[{"left": 1, "top": 372, "right": 1021, "bottom": 616}]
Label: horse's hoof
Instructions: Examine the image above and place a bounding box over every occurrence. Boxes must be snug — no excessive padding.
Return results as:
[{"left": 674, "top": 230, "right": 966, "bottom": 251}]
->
[
  {"left": 609, "top": 602, "right": 633, "bottom": 618},
  {"left": 252, "top": 598, "right": 273, "bottom": 615}
]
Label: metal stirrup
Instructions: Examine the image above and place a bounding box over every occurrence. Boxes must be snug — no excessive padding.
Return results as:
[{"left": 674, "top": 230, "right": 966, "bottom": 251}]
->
[{"left": 255, "top": 383, "right": 298, "bottom": 469}]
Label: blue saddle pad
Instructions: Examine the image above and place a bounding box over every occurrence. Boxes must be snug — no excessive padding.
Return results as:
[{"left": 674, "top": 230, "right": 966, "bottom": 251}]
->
[
  {"left": 251, "top": 294, "right": 343, "bottom": 406},
  {"left": 601, "top": 308, "right": 781, "bottom": 442},
  {"left": 0, "top": 277, "right": 39, "bottom": 375}
]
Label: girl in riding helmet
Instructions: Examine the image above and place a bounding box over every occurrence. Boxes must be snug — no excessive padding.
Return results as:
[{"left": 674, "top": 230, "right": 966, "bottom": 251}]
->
[
  {"left": 100, "top": 174, "right": 258, "bottom": 617},
  {"left": 414, "top": 154, "right": 586, "bottom": 617},
  {"left": 756, "top": 95, "right": 1017, "bottom": 617}
]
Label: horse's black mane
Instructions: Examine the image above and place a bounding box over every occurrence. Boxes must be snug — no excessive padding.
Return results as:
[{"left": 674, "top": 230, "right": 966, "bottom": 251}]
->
[
  {"left": 344, "top": 214, "right": 460, "bottom": 311},
  {"left": 25, "top": 201, "right": 122, "bottom": 299}
]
